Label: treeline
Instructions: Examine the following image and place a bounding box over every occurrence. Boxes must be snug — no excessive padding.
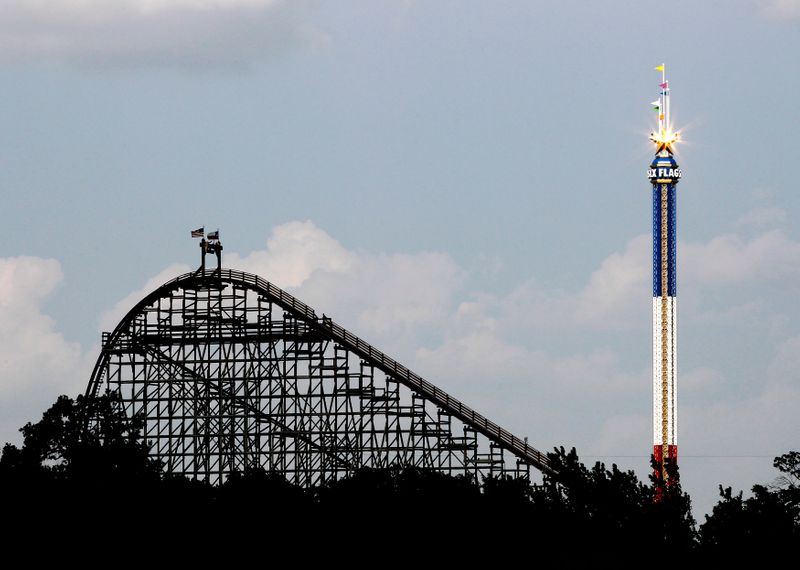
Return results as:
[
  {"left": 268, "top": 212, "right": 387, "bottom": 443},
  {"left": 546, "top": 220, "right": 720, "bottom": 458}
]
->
[{"left": 0, "top": 393, "right": 797, "bottom": 558}]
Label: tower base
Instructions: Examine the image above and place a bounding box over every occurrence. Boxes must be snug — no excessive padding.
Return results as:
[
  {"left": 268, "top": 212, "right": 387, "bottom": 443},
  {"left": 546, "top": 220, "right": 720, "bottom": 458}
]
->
[
  {"left": 653, "top": 444, "right": 678, "bottom": 464},
  {"left": 653, "top": 444, "right": 678, "bottom": 499}
]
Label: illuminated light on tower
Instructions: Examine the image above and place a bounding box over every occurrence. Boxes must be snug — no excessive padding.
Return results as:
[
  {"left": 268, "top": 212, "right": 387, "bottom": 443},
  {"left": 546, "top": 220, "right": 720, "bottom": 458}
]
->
[{"left": 647, "top": 64, "right": 681, "bottom": 484}]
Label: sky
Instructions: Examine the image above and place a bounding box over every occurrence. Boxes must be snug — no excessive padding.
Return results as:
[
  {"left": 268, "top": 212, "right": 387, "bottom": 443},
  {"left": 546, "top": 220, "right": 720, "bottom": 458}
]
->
[{"left": 1, "top": 0, "right": 799, "bottom": 518}]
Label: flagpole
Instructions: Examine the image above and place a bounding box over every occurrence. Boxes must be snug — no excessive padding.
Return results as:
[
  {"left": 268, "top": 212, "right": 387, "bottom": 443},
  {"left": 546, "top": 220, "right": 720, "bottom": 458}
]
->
[
  {"left": 661, "top": 64, "right": 666, "bottom": 137},
  {"left": 666, "top": 65, "right": 671, "bottom": 137}
]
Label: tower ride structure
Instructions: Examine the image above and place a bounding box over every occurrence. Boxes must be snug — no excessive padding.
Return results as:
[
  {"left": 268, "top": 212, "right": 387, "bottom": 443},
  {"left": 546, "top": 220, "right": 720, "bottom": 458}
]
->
[{"left": 648, "top": 65, "right": 681, "bottom": 480}]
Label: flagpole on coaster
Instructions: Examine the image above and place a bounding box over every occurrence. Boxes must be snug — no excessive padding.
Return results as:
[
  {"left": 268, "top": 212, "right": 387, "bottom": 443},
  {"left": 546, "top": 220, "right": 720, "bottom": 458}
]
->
[{"left": 189, "top": 226, "right": 222, "bottom": 274}]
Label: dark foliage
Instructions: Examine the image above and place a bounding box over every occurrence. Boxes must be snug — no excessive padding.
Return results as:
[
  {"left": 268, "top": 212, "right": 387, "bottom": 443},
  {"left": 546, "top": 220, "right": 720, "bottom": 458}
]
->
[
  {"left": 0, "top": 392, "right": 160, "bottom": 482},
  {"left": 520, "top": 446, "right": 696, "bottom": 557},
  {"left": 1, "top": 393, "right": 797, "bottom": 559},
  {"left": 699, "top": 451, "right": 800, "bottom": 558}
]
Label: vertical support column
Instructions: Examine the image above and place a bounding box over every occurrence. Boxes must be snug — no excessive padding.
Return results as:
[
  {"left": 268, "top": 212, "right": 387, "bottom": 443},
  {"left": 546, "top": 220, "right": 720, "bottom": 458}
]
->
[
  {"left": 651, "top": 174, "right": 678, "bottom": 483},
  {"left": 660, "top": 183, "right": 669, "bottom": 478}
]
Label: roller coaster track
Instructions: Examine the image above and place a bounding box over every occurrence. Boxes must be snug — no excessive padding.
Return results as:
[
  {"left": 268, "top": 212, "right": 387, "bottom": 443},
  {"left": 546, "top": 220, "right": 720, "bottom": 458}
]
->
[{"left": 90, "top": 268, "right": 554, "bottom": 480}]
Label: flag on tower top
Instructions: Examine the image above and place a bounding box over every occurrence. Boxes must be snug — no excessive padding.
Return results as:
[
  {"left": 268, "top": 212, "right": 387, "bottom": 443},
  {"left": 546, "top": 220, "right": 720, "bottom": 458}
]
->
[
  {"left": 207, "top": 230, "right": 219, "bottom": 241},
  {"left": 655, "top": 64, "right": 664, "bottom": 71},
  {"left": 191, "top": 227, "right": 204, "bottom": 238},
  {"left": 659, "top": 82, "right": 668, "bottom": 89}
]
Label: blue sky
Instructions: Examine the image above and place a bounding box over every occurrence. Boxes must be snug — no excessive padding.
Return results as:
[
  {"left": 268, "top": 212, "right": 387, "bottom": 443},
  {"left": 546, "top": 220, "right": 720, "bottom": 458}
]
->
[{"left": 1, "top": 0, "right": 798, "bottom": 517}]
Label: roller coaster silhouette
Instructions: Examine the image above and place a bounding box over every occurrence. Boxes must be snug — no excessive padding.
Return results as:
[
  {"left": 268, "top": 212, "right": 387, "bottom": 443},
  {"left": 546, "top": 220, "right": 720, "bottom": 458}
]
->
[{"left": 87, "top": 243, "right": 553, "bottom": 486}]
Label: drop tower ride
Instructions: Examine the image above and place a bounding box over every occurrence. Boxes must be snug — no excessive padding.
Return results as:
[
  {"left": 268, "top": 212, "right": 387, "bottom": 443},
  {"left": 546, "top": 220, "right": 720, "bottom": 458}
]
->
[{"left": 648, "top": 64, "right": 681, "bottom": 481}]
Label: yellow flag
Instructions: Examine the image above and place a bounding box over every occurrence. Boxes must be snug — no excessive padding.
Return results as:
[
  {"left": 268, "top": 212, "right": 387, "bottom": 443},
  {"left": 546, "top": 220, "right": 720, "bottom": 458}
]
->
[{"left": 655, "top": 65, "right": 664, "bottom": 71}]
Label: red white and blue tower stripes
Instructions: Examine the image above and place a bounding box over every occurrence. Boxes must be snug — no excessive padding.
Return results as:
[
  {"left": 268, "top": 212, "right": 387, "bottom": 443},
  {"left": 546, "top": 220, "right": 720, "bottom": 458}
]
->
[{"left": 648, "top": 65, "right": 681, "bottom": 481}]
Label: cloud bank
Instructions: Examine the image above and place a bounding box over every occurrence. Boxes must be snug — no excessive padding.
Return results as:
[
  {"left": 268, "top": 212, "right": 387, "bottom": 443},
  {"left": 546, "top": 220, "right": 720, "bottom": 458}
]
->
[
  {"left": 761, "top": 0, "right": 800, "bottom": 20},
  {"left": 0, "top": 0, "right": 324, "bottom": 68},
  {"left": 227, "top": 221, "right": 464, "bottom": 348},
  {"left": 0, "top": 256, "right": 87, "bottom": 444}
]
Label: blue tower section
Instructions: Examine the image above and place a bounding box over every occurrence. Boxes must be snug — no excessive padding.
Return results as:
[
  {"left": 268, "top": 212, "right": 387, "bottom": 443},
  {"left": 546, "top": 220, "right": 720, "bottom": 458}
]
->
[
  {"left": 649, "top": 153, "right": 680, "bottom": 298},
  {"left": 652, "top": 184, "right": 677, "bottom": 297}
]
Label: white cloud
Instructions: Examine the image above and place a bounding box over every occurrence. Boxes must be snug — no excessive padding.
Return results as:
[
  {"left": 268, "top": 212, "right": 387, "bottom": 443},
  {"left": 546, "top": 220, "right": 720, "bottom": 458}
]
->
[
  {"left": 17, "top": 0, "right": 282, "bottom": 13},
  {"left": 427, "top": 234, "right": 652, "bottom": 339},
  {"left": 416, "top": 331, "right": 542, "bottom": 383},
  {"left": 98, "top": 262, "right": 191, "bottom": 333},
  {"left": 0, "top": 256, "right": 88, "bottom": 445},
  {"left": 479, "top": 227, "right": 800, "bottom": 335},
  {"left": 228, "top": 222, "right": 465, "bottom": 354},
  {"left": 134, "top": 1, "right": 284, "bottom": 12},
  {"left": 574, "top": 234, "right": 650, "bottom": 328},
  {"left": 571, "top": 225, "right": 800, "bottom": 310},
  {"left": 227, "top": 221, "right": 355, "bottom": 289},
  {"left": 0, "top": 0, "right": 324, "bottom": 68},
  {"left": 682, "top": 229, "right": 800, "bottom": 286},
  {"left": 403, "top": 222, "right": 800, "bottom": 430},
  {"left": 760, "top": 0, "right": 800, "bottom": 20}
]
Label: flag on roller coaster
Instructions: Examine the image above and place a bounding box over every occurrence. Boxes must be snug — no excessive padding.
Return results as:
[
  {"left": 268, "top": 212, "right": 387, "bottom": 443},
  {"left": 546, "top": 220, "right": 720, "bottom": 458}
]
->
[
  {"left": 207, "top": 230, "right": 219, "bottom": 241},
  {"left": 191, "top": 227, "right": 204, "bottom": 238}
]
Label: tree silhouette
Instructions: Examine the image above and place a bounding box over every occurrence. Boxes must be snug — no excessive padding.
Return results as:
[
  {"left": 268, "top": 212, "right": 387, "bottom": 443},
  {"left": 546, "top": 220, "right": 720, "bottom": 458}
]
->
[
  {"left": 515, "top": 447, "right": 697, "bottom": 556},
  {"left": 772, "top": 451, "right": 800, "bottom": 516},
  {"left": 699, "top": 451, "right": 800, "bottom": 555},
  {"left": 0, "top": 391, "right": 161, "bottom": 541},
  {"left": 0, "top": 391, "right": 159, "bottom": 483},
  {"left": 3, "top": 391, "right": 799, "bottom": 557}
]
